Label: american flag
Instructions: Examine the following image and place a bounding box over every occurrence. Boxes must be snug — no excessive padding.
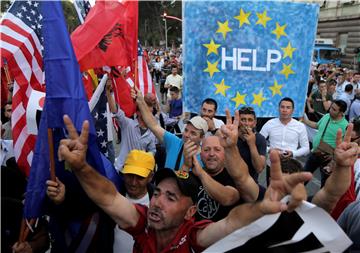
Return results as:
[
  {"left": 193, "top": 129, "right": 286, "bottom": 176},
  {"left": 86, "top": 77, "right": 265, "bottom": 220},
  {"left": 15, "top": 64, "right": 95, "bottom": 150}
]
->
[
  {"left": 91, "top": 88, "right": 110, "bottom": 158},
  {"left": 0, "top": 0, "right": 45, "bottom": 176},
  {"left": 137, "top": 42, "right": 156, "bottom": 97},
  {"left": 73, "top": 0, "right": 92, "bottom": 24}
]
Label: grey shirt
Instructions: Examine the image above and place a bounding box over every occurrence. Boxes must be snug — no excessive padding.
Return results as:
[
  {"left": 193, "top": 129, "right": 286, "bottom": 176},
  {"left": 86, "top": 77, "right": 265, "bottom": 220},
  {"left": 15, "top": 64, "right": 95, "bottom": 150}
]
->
[
  {"left": 349, "top": 99, "right": 360, "bottom": 122},
  {"left": 113, "top": 109, "right": 156, "bottom": 171}
]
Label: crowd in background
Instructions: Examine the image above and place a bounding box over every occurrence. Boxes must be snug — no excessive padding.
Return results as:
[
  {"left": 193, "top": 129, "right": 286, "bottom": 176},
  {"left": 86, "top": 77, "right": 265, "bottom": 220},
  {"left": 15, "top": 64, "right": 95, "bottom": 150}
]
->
[{"left": 2, "top": 45, "right": 360, "bottom": 252}]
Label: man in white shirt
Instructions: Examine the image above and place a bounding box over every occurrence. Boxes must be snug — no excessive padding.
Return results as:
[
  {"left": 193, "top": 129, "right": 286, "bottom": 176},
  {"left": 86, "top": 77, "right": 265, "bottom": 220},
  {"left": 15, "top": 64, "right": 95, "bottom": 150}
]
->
[
  {"left": 113, "top": 150, "right": 155, "bottom": 252},
  {"left": 164, "top": 66, "right": 183, "bottom": 101},
  {"left": 260, "top": 97, "right": 310, "bottom": 162},
  {"left": 200, "top": 98, "right": 224, "bottom": 137},
  {"left": 335, "top": 73, "right": 351, "bottom": 99}
]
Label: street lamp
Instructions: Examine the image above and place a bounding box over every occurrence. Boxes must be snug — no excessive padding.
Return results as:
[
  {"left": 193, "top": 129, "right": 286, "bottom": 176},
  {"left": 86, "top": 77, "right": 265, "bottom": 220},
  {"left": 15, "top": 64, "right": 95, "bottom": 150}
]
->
[
  {"left": 162, "top": 12, "right": 182, "bottom": 49},
  {"left": 163, "top": 12, "right": 168, "bottom": 49}
]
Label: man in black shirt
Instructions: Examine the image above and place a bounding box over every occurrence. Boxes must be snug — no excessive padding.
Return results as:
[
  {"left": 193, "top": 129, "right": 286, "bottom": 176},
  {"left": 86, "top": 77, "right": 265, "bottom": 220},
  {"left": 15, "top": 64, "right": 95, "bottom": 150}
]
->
[
  {"left": 237, "top": 107, "right": 267, "bottom": 183},
  {"left": 183, "top": 110, "right": 260, "bottom": 221}
]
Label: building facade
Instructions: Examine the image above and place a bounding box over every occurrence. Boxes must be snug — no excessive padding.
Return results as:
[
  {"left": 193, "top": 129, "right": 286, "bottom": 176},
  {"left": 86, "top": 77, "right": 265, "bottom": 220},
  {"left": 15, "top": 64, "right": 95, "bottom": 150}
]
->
[{"left": 316, "top": 0, "right": 360, "bottom": 70}]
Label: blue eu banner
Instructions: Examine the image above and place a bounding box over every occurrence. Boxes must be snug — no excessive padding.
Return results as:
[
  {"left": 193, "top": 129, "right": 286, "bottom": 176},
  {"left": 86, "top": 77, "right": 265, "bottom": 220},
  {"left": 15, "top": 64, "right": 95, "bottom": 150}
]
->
[{"left": 183, "top": 1, "right": 319, "bottom": 117}]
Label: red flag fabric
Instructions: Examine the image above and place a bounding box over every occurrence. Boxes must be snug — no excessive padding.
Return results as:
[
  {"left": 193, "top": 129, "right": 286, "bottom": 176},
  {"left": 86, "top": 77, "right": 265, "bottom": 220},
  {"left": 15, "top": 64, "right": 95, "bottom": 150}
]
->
[
  {"left": 0, "top": 2, "right": 45, "bottom": 176},
  {"left": 71, "top": 0, "right": 138, "bottom": 72},
  {"left": 108, "top": 42, "right": 156, "bottom": 118},
  {"left": 112, "top": 74, "right": 136, "bottom": 117}
]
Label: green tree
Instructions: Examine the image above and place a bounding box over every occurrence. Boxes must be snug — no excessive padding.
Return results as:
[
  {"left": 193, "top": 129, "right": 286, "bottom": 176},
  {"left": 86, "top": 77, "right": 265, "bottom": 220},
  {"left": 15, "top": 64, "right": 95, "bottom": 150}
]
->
[
  {"left": 61, "top": 1, "right": 81, "bottom": 34},
  {"left": 1, "top": 0, "right": 11, "bottom": 14},
  {"left": 139, "top": 1, "right": 182, "bottom": 47}
]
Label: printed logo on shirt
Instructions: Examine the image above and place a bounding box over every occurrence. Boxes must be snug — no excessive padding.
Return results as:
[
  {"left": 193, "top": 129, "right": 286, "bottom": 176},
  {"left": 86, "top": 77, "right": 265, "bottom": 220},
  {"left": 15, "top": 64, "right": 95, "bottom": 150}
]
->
[{"left": 197, "top": 187, "right": 219, "bottom": 219}]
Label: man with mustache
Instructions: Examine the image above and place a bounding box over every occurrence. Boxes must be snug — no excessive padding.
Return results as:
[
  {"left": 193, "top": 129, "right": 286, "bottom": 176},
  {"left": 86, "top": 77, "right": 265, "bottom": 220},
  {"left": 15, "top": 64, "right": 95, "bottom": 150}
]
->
[{"left": 58, "top": 113, "right": 312, "bottom": 253}]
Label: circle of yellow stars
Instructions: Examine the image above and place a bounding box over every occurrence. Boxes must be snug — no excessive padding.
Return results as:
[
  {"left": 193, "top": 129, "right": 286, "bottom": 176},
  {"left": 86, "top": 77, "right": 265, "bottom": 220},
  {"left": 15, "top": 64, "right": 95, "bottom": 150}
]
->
[{"left": 202, "top": 8, "right": 297, "bottom": 108}]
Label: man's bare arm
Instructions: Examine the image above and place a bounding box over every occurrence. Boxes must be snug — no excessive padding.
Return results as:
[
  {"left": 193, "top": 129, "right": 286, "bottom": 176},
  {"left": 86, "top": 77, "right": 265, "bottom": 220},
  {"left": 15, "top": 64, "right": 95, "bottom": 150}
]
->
[
  {"left": 302, "top": 116, "right": 318, "bottom": 129},
  {"left": 218, "top": 110, "right": 259, "bottom": 202},
  {"left": 58, "top": 115, "right": 139, "bottom": 229},
  {"left": 197, "top": 150, "right": 312, "bottom": 248},
  {"left": 132, "top": 86, "right": 166, "bottom": 142},
  {"left": 193, "top": 156, "right": 240, "bottom": 206},
  {"left": 312, "top": 124, "right": 358, "bottom": 213}
]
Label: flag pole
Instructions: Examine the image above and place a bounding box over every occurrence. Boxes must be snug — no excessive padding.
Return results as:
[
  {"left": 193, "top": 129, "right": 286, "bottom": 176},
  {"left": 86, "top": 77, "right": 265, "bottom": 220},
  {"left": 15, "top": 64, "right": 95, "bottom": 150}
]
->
[
  {"left": 18, "top": 218, "right": 35, "bottom": 242},
  {"left": 47, "top": 128, "right": 56, "bottom": 181},
  {"left": 134, "top": 58, "right": 138, "bottom": 89}
]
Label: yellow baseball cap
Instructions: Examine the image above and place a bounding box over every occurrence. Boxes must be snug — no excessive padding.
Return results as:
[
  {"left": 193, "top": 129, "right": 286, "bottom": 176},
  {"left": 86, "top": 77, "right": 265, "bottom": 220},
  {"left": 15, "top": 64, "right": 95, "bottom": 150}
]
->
[{"left": 122, "top": 150, "right": 155, "bottom": 178}]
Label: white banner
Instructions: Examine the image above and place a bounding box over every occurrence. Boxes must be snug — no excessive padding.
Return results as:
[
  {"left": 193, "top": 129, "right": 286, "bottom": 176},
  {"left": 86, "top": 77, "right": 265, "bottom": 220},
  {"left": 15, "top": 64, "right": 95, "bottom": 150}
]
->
[{"left": 204, "top": 196, "right": 352, "bottom": 253}]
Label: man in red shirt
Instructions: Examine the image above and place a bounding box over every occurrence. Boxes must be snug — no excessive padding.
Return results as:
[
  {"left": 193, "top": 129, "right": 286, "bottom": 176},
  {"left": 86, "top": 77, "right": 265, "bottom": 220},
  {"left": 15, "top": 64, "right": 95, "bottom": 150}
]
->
[{"left": 57, "top": 114, "right": 312, "bottom": 253}]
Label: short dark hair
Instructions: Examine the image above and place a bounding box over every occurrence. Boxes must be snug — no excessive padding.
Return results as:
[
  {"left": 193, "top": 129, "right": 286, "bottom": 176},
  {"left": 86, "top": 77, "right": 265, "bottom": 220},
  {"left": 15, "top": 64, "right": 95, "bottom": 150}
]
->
[
  {"left": 281, "top": 159, "right": 303, "bottom": 174},
  {"left": 169, "top": 86, "right": 179, "bottom": 93},
  {"left": 345, "top": 84, "right": 353, "bottom": 92},
  {"left": 279, "top": 97, "right": 294, "bottom": 109},
  {"left": 238, "top": 106, "right": 256, "bottom": 119},
  {"left": 318, "top": 80, "right": 326, "bottom": 86},
  {"left": 327, "top": 79, "right": 337, "bottom": 86},
  {"left": 201, "top": 98, "right": 218, "bottom": 111},
  {"left": 333, "top": 99, "right": 347, "bottom": 113}
]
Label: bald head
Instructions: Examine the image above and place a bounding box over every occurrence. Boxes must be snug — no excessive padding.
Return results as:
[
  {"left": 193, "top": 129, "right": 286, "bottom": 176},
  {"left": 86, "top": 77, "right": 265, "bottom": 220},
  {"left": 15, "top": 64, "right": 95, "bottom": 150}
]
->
[{"left": 201, "top": 136, "right": 225, "bottom": 175}]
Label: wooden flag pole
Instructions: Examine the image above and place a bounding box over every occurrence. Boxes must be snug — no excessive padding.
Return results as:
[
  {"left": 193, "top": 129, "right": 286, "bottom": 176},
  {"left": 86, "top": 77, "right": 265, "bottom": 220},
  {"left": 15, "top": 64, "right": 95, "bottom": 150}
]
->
[
  {"left": 18, "top": 114, "right": 56, "bottom": 243},
  {"left": 47, "top": 128, "right": 56, "bottom": 181},
  {"left": 134, "top": 58, "right": 138, "bottom": 89}
]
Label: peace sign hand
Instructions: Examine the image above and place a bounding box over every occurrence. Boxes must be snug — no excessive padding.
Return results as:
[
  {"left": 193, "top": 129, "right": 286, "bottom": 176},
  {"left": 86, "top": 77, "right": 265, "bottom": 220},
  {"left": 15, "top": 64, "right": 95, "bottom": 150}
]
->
[
  {"left": 334, "top": 123, "right": 359, "bottom": 168},
  {"left": 218, "top": 109, "right": 239, "bottom": 148},
  {"left": 58, "top": 115, "right": 89, "bottom": 171}
]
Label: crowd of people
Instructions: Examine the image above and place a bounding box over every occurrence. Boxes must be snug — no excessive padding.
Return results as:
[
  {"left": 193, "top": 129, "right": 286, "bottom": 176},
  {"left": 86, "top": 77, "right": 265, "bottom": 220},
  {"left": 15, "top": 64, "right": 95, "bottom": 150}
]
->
[{"left": 1, "top": 46, "right": 360, "bottom": 252}]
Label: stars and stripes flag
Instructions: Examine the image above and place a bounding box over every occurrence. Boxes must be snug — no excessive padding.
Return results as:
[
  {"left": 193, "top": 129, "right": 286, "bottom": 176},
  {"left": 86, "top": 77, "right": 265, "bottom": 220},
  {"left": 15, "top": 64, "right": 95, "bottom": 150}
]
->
[
  {"left": 137, "top": 42, "right": 156, "bottom": 97},
  {"left": 0, "top": 0, "right": 45, "bottom": 176},
  {"left": 73, "top": 0, "right": 92, "bottom": 24},
  {"left": 89, "top": 76, "right": 112, "bottom": 159}
]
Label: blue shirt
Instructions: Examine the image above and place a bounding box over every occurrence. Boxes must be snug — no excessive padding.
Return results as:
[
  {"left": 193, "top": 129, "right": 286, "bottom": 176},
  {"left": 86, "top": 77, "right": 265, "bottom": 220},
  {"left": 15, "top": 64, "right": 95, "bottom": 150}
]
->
[
  {"left": 169, "top": 98, "right": 183, "bottom": 118},
  {"left": 163, "top": 131, "right": 202, "bottom": 170}
]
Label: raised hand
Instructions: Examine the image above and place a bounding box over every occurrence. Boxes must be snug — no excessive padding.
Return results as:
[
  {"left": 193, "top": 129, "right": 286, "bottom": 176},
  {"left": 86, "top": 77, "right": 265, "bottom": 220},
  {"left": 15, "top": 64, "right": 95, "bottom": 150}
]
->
[
  {"left": 203, "top": 116, "right": 215, "bottom": 132},
  {"left": 46, "top": 178, "right": 65, "bottom": 205},
  {"left": 12, "top": 241, "right": 32, "bottom": 253},
  {"left": 131, "top": 85, "right": 143, "bottom": 102},
  {"left": 260, "top": 150, "right": 312, "bottom": 214},
  {"left": 105, "top": 78, "right": 112, "bottom": 93},
  {"left": 182, "top": 140, "right": 198, "bottom": 171},
  {"left": 217, "top": 109, "right": 239, "bottom": 148},
  {"left": 58, "top": 115, "right": 89, "bottom": 171},
  {"left": 192, "top": 154, "right": 205, "bottom": 178},
  {"left": 243, "top": 127, "right": 256, "bottom": 146},
  {"left": 334, "top": 123, "right": 358, "bottom": 168}
]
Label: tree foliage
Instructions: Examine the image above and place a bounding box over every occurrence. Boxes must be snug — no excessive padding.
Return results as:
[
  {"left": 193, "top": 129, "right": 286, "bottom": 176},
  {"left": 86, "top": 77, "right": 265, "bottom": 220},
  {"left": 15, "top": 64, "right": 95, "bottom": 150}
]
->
[
  {"left": 0, "top": 0, "right": 181, "bottom": 48},
  {"left": 139, "top": 1, "right": 182, "bottom": 47}
]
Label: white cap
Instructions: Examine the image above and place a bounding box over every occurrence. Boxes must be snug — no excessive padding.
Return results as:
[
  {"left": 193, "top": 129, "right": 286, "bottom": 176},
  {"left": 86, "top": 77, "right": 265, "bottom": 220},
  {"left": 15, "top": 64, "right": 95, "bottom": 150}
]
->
[{"left": 188, "top": 116, "right": 209, "bottom": 134}]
